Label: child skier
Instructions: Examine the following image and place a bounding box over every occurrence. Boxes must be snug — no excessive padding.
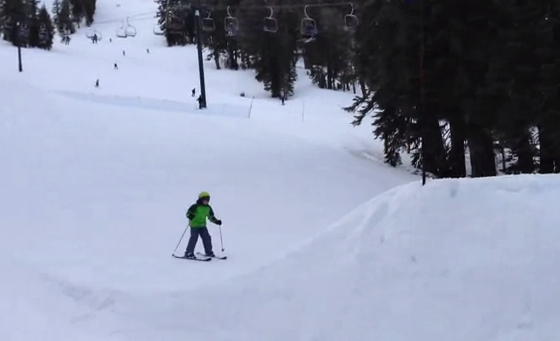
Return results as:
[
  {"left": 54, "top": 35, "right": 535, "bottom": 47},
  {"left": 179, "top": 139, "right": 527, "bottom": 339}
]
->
[{"left": 184, "top": 192, "right": 222, "bottom": 258}]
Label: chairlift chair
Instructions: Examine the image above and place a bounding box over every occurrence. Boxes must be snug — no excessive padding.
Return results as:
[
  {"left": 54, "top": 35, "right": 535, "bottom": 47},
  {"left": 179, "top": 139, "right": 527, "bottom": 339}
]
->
[
  {"left": 116, "top": 22, "right": 127, "bottom": 38},
  {"left": 224, "top": 6, "right": 238, "bottom": 36},
  {"left": 202, "top": 12, "right": 215, "bottom": 32},
  {"left": 126, "top": 24, "right": 137, "bottom": 37},
  {"left": 116, "top": 28, "right": 127, "bottom": 38},
  {"left": 226, "top": 21, "right": 238, "bottom": 36},
  {"left": 344, "top": 4, "right": 359, "bottom": 32},
  {"left": 38, "top": 24, "right": 49, "bottom": 41},
  {"left": 123, "top": 17, "right": 136, "bottom": 37},
  {"left": 167, "top": 16, "right": 183, "bottom": 34},
  {"left": 85, "top": 28, "right": 97, "bottom": 38},
  {"left": 86, "top": 28, "right": 102, "bottom": 41},
  {"left": 154, "top": 24, "right": 164, "bottom": 35},
  {"left": 301, "top": 6, "right": 317, "bottom": 37},
  {"left": 18, "top": 23, "right": 29, "bottom": 39},
  {"left": 3, "top": 19, "right": 13, "bottom": 34},
  {"left": 301, "top": 18, "right": 317, "bottom": 36},
  {"left": 263, "top": 7, "right": 278, "bottom": 33},
  {"left": 344, "top": 15, "right": 358, "bottom": 31}
]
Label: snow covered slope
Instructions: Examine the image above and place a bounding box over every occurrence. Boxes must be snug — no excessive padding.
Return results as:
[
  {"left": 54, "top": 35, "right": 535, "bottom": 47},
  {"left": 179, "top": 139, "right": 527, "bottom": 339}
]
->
[
  {"left": 0, "top": 0, "right": 416, "bottom": 336},
  {"left": 118, "top": 175, "right": 560, "bottom": 341},
  {"left": 4, "top": 0, "right": 557, "bottom": 340}
]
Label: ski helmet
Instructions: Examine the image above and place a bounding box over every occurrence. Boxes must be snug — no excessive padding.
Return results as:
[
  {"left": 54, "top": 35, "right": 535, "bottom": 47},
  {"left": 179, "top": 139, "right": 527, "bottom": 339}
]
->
[{"left": 198, "top": 191, "right": 210, "bottom": 199}]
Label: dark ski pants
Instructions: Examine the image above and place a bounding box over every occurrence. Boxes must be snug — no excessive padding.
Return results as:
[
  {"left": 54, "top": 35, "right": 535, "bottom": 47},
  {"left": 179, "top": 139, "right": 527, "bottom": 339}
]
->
[{"left": 185, "top": 226, "right": 212, "bottom": 255}]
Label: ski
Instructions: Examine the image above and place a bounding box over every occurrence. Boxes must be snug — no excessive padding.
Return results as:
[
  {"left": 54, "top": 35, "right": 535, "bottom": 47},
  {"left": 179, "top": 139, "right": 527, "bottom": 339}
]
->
[
  {"left": 172, "top": 254, "right": 211, "bottom": 261},
  {"left": 196, "top": 252, "right": 227, "bottom": 260}
]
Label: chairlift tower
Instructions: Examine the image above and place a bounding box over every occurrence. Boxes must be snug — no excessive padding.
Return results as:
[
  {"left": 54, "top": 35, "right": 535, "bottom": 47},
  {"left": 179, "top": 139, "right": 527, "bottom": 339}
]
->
[
  {"left": 193, "top": 0, "right": 207, "bottom": 109},
  {"left": 16, "top": 21, "right": 23, "bottom": 72}
]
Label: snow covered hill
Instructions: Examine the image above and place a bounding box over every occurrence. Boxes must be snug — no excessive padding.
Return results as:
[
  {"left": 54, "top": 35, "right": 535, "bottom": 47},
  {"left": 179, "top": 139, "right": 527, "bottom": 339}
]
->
[
  {"left": 113, "top": 175, "right": 560, "bottom": 341},
  {"left": 1, "top": 0, "right": 416, "bottom": 339},
  {"left": 2, "top": 0, "right": 559, "bottom": 340}
]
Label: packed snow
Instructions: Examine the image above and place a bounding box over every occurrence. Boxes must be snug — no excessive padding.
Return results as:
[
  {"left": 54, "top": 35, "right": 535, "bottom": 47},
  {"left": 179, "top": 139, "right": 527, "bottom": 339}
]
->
[
  {"left": 1, "top": 0, "right": 559, "bottom": 340},
  {"left": 157, "top": 175, "right": 560, "bottom": 341}
]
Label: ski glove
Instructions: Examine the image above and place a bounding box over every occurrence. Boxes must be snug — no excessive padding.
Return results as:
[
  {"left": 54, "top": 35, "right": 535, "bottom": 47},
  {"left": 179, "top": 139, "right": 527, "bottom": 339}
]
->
[{"left": 215, "top": 219, "right": 222, "bottom": 225}]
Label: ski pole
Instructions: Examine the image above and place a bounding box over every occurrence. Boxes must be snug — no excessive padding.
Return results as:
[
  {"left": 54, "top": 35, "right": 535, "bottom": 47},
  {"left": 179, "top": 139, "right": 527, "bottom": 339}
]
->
[
  {"left": 172, "top": 225, "right": 189, "bottom": 257},
  {"left": 219, "top": 225, "right": 225, "bottom": 252}
]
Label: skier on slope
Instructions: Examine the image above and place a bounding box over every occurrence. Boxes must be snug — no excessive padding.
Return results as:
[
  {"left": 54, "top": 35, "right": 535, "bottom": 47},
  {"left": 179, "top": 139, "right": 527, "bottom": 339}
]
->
[{"left": 184, "top": 192, "right": 222, "bottom": 258}]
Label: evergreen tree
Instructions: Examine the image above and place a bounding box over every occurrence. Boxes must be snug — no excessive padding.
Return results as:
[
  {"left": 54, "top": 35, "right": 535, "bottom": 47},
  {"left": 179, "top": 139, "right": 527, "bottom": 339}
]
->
[
  {"left": 301, "top": 6, "right": 355, "bottom": 91},
  {"left": 235, "top": 2, "right": 299, "bottom": 97},
  {"left": 0, "top": 0, "right": 32, "bottom": 46},
  {"left": 155, "top": 0, "right": 194, "bottom": 46},
  {"left": 51, "top": 0, "right": 60, "bottom": 32},
  {"left": 27, "top": 0, "right": 40, "bottom": 47},
  {"left": 57, "top": 0, "right": 74, "bottom": 35},
  {"left": 82, "top": 0, "right": 96, "bottom": 26},
  {"left": 533, "top": 0, "right": 560, "bottom": 173},
  {"left": 347, "top": 0, "right": 508, "bottom": 177},
  {"left": 69, "top": 0, "right": 83, "bottom": 26},
  {"left": 202, "top": 5, "right": 234, "bottom": 70},
  {"left": 35, "top": 5, "right": 54, "bottom": 49}
]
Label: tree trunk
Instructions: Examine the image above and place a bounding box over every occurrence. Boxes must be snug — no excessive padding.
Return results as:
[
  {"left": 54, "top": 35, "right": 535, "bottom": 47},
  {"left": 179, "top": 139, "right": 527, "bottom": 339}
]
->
[
  {"left": 213, "top": 49, "right": 221, "bottom": 70},
  {"left": 512, "top": 130, "right": 534, "bottom": 173},
  {"left": 467, "top": 124, "right": 497, "bottom": 177},
  {"left": 538, "top": 118, "right": 560, "bottom": 173},
  {"left": 422, "top": 115, "right": 446, "bottom": 177},
  {"left": 359, "top": 77, "right": 367, "bottom": 97},
  {"left": 447, "top": 115, "right": 466, "bottom": 177}
]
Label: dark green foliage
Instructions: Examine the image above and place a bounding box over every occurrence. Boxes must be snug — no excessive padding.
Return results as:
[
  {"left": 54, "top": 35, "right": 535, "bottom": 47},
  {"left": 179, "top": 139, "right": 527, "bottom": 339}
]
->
[
  {"left": 1, "top": 0, "right": 26, "bottom": 43},
  {"left": 201, "top": 0, "right": 241, "bottom": 70},
  {"left": 0, "top": 0, "right": 53, "bottom": 49},
  {"left": 53, "top": 0, "right": 74, "bottom": 35},
  {"left": 50, "top": 0, "right": 96, "bottom": 37},
  {"left": 300, "top": 5, "right": 356, "bottom": 91},
  {"left": 1, "top": 0, "right": 88, "bottom": 49},
  {"left": 220, "top": 1, "right": 299, "bottom": 97},
  {"left": 239, "top": 7, "right": 297, "bottom": 97},
  {"left": 69, "top": 0, "right": 82, "bottom": 26},
  {"left": 35, "top": 5, "right": 54, "bottom": 49},
  {"left": 69, "top": 0, "right": 95, "bottom": 26},
  {"left": 153, "top": 1, "right": 357, "bottom": 97},
  {"left": 148, "top": 0, "right": 560, "bottom": 174},
  {"left": 155, "top": 0, "right": 195, "bottom": 46},
  {"left": 345, "top": 0, "right": 560, "bottom": 178}
]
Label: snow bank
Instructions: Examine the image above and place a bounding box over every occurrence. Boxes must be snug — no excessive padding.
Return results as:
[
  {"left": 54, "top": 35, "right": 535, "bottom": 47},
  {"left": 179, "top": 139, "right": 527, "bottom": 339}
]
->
[{"left": 145, "top": 175, "right": 560, "bottom": 341}]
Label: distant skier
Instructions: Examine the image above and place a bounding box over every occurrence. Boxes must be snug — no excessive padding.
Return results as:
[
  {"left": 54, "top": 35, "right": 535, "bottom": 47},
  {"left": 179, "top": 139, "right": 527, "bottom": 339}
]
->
[
  {"left": 183, "top": 192, "right": 222, "bottom": 258},
  {"left": 280, "top": 90, "right": 286, "bottom": 105},
  {"left": 146, "top": 48, "right": 150, "bottom": 54},
  {"left": 114, "top": 63, "right": 118, "bottom": 70},
  {"left": 192, "top": 87, "right": 196, "bottom": 97},
  {"left": 95, "top": 79, "right": 99, "bottom": 87},
  {"left": 122, "top": 50, "right": 126, "bottom": 56}
]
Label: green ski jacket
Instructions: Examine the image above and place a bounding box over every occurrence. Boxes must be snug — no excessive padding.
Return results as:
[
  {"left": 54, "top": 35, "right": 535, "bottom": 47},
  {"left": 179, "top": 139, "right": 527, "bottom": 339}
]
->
[{"left": 186, "top": 200, "right": 219, "bottom": 228}]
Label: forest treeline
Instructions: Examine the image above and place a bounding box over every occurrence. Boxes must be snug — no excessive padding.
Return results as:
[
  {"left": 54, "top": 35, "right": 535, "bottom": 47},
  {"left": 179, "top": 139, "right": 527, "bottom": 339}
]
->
[
  {"left": 155, "top": 0, "right": 359, "bottom": 98},
  {"left": 0, "top": 0, "right": 97, "bottom": 49},
  {"left": 157, "top": 0, "right": 560, "bottom": 178}
]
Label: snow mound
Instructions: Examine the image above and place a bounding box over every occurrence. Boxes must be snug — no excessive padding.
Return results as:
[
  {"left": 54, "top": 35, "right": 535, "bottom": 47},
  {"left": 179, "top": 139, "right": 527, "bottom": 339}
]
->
[{"left": 144, "top": 175, "right": 560, "bottom": 341}]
